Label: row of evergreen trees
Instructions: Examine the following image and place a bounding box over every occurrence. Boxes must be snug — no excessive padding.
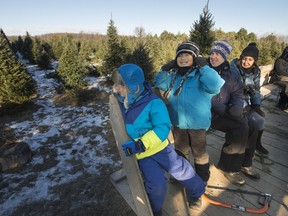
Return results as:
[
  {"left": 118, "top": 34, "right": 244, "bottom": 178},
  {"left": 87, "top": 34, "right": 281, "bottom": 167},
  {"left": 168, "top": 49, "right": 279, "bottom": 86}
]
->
[{"left": 1, "top": 6, "right": 287, "bottom": 109}]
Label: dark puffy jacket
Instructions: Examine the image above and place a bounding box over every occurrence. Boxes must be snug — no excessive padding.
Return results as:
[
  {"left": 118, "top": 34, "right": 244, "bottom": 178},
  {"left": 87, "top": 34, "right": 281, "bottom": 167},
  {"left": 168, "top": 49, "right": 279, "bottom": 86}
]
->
[
  {"left": 230, "top": 58, "right": 262, "bottom": 106},
  {"left": 270, "top": 47, "right": 288, "bottom": 82},
  {"left": 210, "top": 61, "right": 244, "bottom": 117},
  {"left": 273, "top": 58, "right": 288, "bottom": 82}
]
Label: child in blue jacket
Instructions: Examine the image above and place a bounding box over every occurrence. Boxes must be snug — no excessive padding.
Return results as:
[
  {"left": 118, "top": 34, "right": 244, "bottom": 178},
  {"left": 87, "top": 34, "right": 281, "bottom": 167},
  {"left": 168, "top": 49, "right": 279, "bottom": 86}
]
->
[
  {"left": 154, "top": 41, "right": 225, "bottom": 183},
  {"left": 112, "top": 63, "right": 205, "bottom": 215}
]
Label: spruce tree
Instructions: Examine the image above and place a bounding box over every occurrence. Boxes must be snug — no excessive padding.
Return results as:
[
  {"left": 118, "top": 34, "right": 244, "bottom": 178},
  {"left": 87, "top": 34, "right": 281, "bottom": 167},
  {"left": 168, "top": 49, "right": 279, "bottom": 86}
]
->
[
  {"left": 101, "top": 19, "right": 127, "bottom": 76},
  {"left": 189, "top": 1, "right": 215, "bottom": 55},
  {"left": 57, "top": 39, "right": 87, "bottom": 90},
  {"left": 17, "top": 36, "right": 24, "bottom": 53},
  {"left": 32, "top": 37, "right": 51, "bottom": 69},
  {"left": 49, "top": 35, "right": 65, "bottom": 60},
  {"left": 11, "top": 36, "right": 23, "bottom": 54},
  {"left": 22, "top": 32, "right": 34, "bottom": 63},
  {"left": 128, "top": 43, "right": 153, "bottom": 82},
  {"left": 0, "top": 29, "right": 36, "bottom": 105}
]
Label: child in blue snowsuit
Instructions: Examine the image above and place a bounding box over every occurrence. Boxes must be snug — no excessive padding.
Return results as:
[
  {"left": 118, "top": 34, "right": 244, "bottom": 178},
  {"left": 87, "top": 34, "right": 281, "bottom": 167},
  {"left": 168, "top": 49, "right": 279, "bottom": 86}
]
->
[{"left": 112, "top": 63, "right": 205, "bottom": 215}]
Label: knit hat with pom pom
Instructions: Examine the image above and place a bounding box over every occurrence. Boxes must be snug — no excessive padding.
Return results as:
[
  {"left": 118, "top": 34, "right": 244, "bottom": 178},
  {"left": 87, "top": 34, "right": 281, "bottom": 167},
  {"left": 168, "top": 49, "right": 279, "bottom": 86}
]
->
[{"left": 241, "top": 42, "right": 259, "bottom": 61}]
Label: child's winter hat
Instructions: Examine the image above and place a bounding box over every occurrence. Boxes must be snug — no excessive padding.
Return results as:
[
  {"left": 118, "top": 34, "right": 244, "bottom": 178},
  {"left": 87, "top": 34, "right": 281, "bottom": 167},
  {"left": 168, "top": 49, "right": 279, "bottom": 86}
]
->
[
  {"left": 176, "top": 41, "right": 200, "bottom": 58},
  {"left": 210, "top": 40, "right": 233, "bottom": 60},
  {"left": 241, "top": 42, "right": 259, "bottom": 61}
]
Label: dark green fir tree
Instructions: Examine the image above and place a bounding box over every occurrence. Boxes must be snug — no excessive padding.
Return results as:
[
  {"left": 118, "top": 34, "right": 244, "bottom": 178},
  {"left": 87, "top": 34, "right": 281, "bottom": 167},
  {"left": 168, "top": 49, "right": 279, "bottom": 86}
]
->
[
  {"left": 57, "top": 38, "right": 87, "bottom": 90},
  {"left": 189, "top": 0, "right": 215, "bottom": 56},
  {"left": 101, "top": 18, "right": 127, "bottom": 76},
  {"left": 0, "top": 29, "right": 37, "bottom": 105},
  {"left": 32, "top": 37, "right": 51, "bottom": 69},
  {"left": 128, "top": 43, "right": 154, "bottom": 82},
  {"left": 22, "top": 32, "right": 35, "bottom": 63}
]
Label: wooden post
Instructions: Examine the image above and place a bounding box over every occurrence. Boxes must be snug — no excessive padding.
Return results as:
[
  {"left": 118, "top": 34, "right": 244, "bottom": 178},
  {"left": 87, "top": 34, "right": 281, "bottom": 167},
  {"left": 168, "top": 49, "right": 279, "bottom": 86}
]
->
[{"left": 109, "top": 94, "right": 153, "bottom": 216}]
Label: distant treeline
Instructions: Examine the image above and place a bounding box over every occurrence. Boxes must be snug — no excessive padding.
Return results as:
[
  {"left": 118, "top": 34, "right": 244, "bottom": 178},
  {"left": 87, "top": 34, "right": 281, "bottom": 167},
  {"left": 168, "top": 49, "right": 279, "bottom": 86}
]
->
[
  {"left": 1, "top": 15, "right": 288, "bottom": 109},
  {"left": 8, "top": 28, "right": 288, "bottom": 75},
  {"left": 9, "top": 27, "right": 288, "bottom": 68}
]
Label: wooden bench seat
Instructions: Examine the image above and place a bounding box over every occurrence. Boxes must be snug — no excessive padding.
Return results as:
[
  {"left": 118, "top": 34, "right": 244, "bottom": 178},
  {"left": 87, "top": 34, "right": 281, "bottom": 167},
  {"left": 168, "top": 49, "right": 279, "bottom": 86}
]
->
[{"left": 259, "top": 64, "right": 280, "bottom": 101}]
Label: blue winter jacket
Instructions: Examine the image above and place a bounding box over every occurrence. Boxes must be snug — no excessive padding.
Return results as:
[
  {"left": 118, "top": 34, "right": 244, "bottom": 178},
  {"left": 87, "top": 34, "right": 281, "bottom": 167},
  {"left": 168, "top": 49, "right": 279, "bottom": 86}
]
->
[
  {"left": 210, "top": 61, "right": 244, "bottom": 117},
  {"left": 118, "top": 82, "right": 171, "bottom": 160},
  {"left": 153, "top": 65, "right": 225, "bottom": 130},
  {"left": 230, "top": 58, "right": 262, "bottom": 106}
]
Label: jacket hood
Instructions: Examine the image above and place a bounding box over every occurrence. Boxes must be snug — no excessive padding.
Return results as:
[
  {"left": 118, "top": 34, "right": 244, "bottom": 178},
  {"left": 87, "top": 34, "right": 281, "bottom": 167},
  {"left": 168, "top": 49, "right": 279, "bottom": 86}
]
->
[{"left": 113, "top": 64, "right": 145, "bottom": 108}]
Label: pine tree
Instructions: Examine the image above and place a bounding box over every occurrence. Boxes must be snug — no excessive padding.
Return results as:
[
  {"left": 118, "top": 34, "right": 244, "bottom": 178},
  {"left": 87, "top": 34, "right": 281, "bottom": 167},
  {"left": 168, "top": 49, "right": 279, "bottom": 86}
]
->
[
  {"left": 11, "top": 36, "right": 24, "bottom": 54},
  {"left": 189, "top": 0, "right": 215, "bottom": 56},
  {"left": 57, "top": 38, "right": 87, "bottom": 89},
  {"left": 32, "top": 37, "right": 51, "bottom": 69},
  {"left": 0, "top": 29, "right": 36, "bottom": 105},
  {"left": 22, "top": 32, "right": 35, "bottom": 63},
  {"left": 101, "top": 19, "right": 127, "bottom": 76},
  {"left": 128, "top": 43, "right": 154, "bottom": 82},
  {"left": 16, "top": 36, "right": 24, "bottom": 53},
  {"left": 49, "top": 35, "right": 65, "bottom": 60}
]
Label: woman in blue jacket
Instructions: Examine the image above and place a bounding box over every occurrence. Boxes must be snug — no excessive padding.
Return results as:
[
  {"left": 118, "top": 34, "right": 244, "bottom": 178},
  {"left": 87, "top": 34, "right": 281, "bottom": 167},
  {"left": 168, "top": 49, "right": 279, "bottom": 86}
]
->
[
  {"left": 153, "top": 41, "right": 225, "bottom": 183},
  {"left": 112, "top": 63, "right": 205, "bottom": 215},
  {"left": 230, "top": 42, "right": 269, "bottom": 155}
]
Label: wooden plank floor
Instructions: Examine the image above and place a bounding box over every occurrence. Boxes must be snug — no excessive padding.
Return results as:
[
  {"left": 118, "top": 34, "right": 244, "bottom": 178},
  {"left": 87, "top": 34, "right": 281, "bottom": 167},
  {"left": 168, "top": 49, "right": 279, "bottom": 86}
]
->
[
  {"left": 111, "top": 92, "right": 288, "bottom": 216},
  {"left": 201, "top": 93, "right": 288, "bottom": 216}
]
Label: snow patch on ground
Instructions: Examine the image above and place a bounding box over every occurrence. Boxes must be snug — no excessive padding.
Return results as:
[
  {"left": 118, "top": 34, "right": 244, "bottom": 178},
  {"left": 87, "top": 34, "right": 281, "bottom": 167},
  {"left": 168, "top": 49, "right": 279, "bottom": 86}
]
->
[{"left": 0, "top": 61, "right": 119, "bottom": 215}]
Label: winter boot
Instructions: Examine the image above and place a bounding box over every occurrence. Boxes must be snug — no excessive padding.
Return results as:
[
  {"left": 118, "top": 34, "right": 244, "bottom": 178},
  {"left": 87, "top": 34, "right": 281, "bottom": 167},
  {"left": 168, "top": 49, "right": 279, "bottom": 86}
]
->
[
  {"left": 277, "top": 92, "right": 288, "bottom": 110},
  {"left": 217, "top": 149, "right": 244, "bottom": 172},
  {"left": 153, "top": 209, "right": 162, "bottom": 216},
  {"left": 255, "top": 130, "right": 269, "bottom": 155},
  {"left": 188, "top": 196, "right": 202, "bottom": 211},
  {"left": 241, "top": 166, "right": 260, "bottom": 179},
  {"left": 194, "top": 163, "right": 210, "bottom": 183},
  {"left": 217, "top": 151, "right": 245, "bottom": 185},
  {"left": 219, "top": 170, "right": 245, "bottom": 185}
]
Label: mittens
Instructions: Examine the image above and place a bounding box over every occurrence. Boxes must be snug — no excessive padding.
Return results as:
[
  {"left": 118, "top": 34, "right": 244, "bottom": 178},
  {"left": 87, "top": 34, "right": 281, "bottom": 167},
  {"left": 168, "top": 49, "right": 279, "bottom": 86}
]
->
[{"left": 194, "top": 57, "right": 208, "bottom": 68}]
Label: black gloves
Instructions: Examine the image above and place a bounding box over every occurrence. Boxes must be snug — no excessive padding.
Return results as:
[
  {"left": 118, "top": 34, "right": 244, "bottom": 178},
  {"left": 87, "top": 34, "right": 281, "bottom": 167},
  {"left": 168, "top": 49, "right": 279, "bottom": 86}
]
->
[
  {"left": 227, "top": 104, "right": 243, "bottom": 119},
  {"left": 194, "top": 57, "right": 208, "bottom": 68},
  {"left": 252, "top": 105, "right": 265, "bottom": 117},
  {"left": 161, "top": 60, "right": 177, "bottom": 71},
  {"left": 161, "top": 57, "right": 208, "bottom": 71}
]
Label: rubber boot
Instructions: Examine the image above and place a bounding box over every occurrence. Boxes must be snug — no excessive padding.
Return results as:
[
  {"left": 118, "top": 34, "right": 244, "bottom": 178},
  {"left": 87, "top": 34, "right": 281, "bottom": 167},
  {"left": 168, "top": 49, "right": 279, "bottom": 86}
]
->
[
  {"left": 194, "top": 163, "right": 210, "bottom": 183},
  {"left": 255, "top": 130, "right": 269, "bottom": 155}
]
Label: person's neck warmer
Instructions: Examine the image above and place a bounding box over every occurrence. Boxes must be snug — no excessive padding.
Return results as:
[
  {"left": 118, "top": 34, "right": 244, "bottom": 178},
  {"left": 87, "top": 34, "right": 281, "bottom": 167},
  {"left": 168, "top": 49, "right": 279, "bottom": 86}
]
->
[{"left": 177, "top": 67, "right": 192, "bottom": 76}]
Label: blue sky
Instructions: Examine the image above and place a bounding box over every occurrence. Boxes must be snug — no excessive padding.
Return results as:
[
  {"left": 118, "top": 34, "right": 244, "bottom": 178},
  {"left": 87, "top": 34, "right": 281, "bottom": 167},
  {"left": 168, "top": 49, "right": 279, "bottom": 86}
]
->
[{"left": 1, "top": 0, "right": 287, "bottom": 37}]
